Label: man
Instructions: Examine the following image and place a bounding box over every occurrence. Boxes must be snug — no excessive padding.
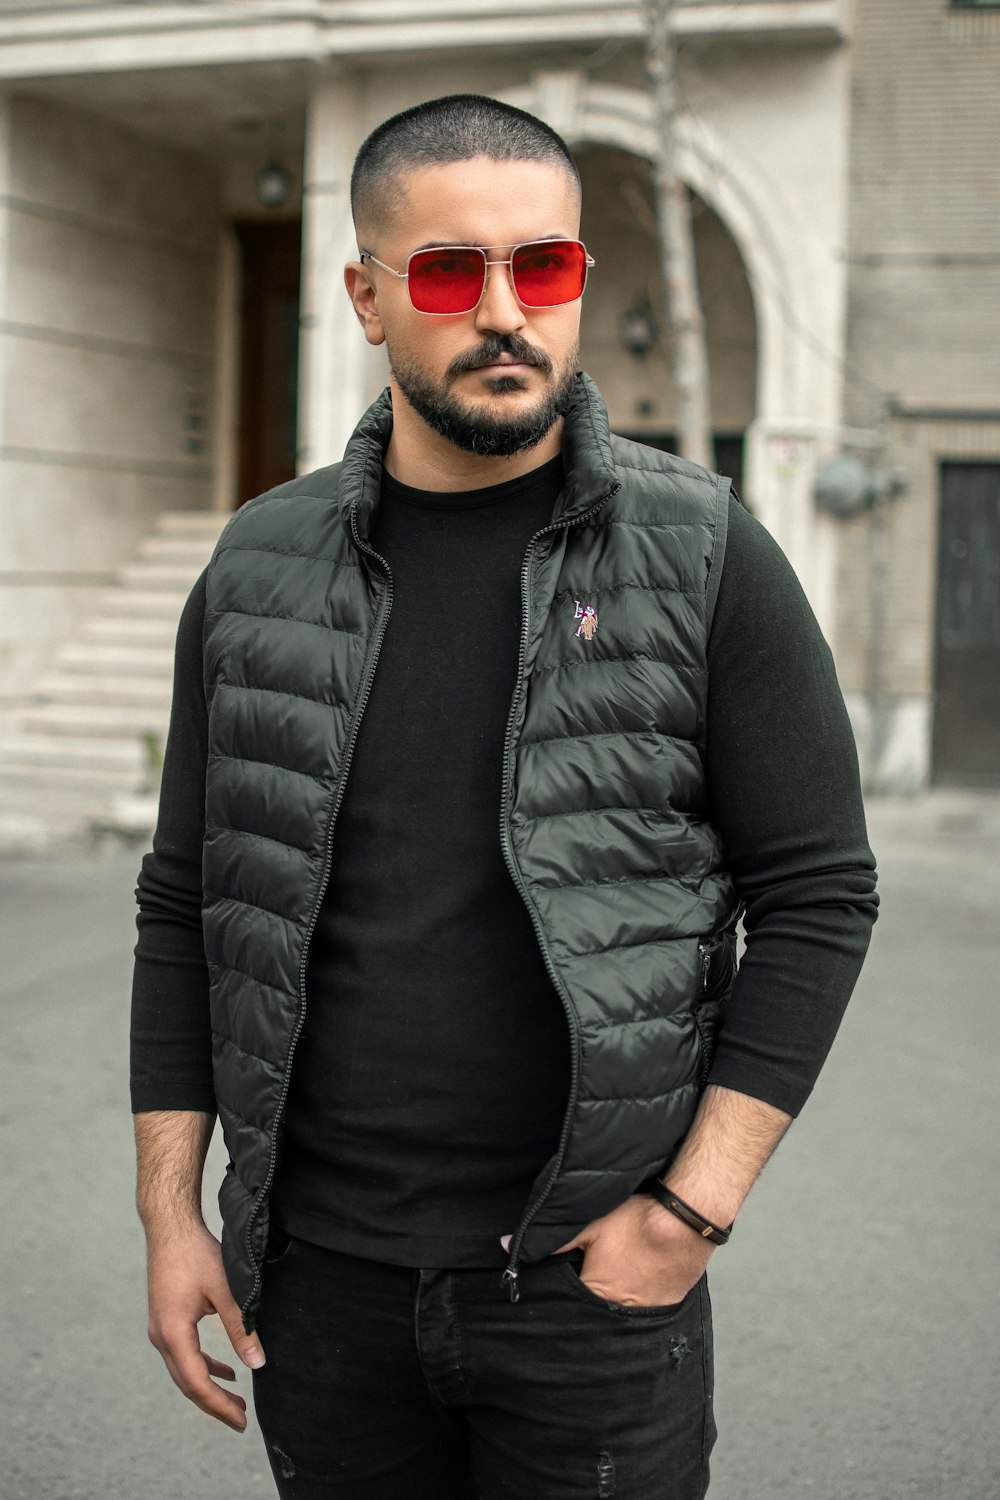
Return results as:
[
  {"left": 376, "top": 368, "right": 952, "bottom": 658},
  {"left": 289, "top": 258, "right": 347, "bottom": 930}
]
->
[{"left": 131, "top": 94, "right": 877, "bottom": 1499}]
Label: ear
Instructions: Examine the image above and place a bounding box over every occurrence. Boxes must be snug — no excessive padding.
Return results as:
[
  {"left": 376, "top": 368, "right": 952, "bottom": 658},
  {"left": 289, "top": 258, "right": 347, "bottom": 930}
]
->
[{"left": 344, "top": 260, "right": 386, "bottom": 347}]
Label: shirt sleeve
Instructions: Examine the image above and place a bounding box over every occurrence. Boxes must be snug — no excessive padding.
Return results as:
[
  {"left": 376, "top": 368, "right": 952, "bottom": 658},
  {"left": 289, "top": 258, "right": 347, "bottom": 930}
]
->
[
  {"left": 129, "top": 567, "right": 215, "bottom": 1114},
  {"left": 129, "top": 501, "right": 878, "bottom": 1122},
  {"left": 703, "top": 496, "right": 879, "bottom": 1116}
]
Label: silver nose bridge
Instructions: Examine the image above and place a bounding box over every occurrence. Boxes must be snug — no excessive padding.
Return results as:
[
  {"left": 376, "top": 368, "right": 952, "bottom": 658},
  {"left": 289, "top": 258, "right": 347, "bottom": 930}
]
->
[{"left": 478, "top": 253, "right": 520, "bottom": 307}]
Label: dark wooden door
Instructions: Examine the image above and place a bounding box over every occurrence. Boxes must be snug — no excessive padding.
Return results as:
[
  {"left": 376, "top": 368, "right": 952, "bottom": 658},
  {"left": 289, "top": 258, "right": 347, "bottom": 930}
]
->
[
  {"left": 236, "top": 221, "right": 302, "bottom": 505},
  {"left": 932, "top": 461, "right": 1000, "bottom": 786}
]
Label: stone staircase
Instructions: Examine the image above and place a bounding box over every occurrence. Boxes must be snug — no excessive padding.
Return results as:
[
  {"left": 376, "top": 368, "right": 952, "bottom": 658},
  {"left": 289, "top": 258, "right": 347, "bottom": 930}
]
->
[{"left": 0, "top": 510, "right": 227, "bottom": 852}]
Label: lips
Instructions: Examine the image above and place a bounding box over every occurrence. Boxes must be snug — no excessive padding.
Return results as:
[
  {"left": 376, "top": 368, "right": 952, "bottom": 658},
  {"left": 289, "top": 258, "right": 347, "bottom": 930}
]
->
[
  {"left": 476, "top": 360, "right": 533, "bottom": 373},
  {"left": 471, "top": 352, "right": 537, "bottom": 373},
  {"left": 448, "top": 339, "right": 550, "bottom": 381}
]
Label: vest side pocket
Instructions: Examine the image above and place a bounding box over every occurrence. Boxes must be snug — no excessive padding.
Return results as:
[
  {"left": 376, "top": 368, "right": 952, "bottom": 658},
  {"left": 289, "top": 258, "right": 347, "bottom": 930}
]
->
[{"left": 694, "top": 932, "right": 738, "bottom": 1085}]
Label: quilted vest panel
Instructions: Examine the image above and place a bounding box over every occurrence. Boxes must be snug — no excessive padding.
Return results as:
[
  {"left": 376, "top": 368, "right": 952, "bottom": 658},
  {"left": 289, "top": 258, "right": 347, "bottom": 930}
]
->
[
  {"left": 506, "top": 438, "right": 739, "bottom": 1259},
  {"left": 201, "top": 376, "right": 739, "bottom": 1323}
]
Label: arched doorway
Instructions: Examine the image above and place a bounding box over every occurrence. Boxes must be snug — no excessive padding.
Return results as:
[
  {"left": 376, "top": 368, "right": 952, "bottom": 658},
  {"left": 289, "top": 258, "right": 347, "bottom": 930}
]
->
[{"left": 574, "top": 143, "right": 757, "bottom": 494}]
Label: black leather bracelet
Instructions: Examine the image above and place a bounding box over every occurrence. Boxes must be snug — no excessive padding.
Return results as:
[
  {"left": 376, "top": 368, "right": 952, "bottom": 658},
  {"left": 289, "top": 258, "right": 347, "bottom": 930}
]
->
[{"left": 647, "top": 1180, "right": 733, "bottom": 1245}]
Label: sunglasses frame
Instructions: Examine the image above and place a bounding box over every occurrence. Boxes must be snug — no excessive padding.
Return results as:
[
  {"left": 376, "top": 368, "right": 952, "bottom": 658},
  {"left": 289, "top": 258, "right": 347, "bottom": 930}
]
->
[{"left": 358, "top": 239, "right": 595, "bottom": 315}]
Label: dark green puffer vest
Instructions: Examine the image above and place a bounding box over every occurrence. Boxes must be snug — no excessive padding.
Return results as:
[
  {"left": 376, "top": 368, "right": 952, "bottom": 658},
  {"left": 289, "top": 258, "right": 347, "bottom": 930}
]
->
[{"left": 202, "top": 373, "right": 740, "bottom": 1327}]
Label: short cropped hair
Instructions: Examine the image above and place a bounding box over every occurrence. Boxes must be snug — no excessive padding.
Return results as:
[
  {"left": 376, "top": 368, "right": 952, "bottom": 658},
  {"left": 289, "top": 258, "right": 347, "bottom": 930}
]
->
[{"left": 350, "top": 93, "right": 581, "bottom": 231}]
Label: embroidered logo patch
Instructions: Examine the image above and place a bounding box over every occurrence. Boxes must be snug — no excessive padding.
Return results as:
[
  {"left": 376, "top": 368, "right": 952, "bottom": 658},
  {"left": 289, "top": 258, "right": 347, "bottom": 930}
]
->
[{"left": 573, "top": 600, "right": 598, "bottom": 641}]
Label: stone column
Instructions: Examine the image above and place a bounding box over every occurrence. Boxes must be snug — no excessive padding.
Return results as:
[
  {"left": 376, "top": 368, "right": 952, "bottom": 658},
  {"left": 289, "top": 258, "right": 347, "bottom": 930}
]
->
[
  {"left": 210, "top": 225, "right": 240, "bottom": 513},
  {"left": 740, "top": 45, "right": 854, "bottom": 649},
  {"left": 0, "top": 89, "right": 15, "bottom": 716},
  {"left": 298, "top": 67, "right": 380, "bottom": 474},
  {"left": 0, "top": 88, "right": 11, "bottom": 505},
  {"left": 745, "top": 423, "right": 842, "bottom": 642}
]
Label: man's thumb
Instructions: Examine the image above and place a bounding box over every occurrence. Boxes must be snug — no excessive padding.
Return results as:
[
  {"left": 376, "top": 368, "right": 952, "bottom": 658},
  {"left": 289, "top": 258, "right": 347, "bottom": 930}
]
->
[
  {"left": 219, "top": 1305, "right": 266, "bottom": 1369},
  {"left": 238, "top": 1337, "right": 266, "bottom": 1370}
]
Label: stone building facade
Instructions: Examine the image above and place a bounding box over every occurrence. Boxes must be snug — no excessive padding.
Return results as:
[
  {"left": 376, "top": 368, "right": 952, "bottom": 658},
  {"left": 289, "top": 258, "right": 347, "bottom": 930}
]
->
[
  {"left": 838, "top": 0, "right": 1000, "bottom": 789},
  {"left": 0, "top": 0, "right": 996, "bottom": 792}
]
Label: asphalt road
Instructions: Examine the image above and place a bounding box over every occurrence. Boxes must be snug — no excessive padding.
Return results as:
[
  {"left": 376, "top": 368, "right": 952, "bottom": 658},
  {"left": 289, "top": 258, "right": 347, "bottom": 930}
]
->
[{"left": 2, "top": 794, "right": 998, "bottom": 1500}]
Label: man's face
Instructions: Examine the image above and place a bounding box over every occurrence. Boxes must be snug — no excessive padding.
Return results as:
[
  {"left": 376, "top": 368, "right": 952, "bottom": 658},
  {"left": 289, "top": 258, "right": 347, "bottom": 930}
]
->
[{"left": 348, "top": 157, "right": 585, "bottom": 458}]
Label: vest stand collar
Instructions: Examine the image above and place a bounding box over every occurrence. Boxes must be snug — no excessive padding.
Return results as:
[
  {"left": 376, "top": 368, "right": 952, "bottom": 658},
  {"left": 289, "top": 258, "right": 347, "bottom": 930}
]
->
[{"left": 339, "top": 373, "right": 620, "bottom": 547}]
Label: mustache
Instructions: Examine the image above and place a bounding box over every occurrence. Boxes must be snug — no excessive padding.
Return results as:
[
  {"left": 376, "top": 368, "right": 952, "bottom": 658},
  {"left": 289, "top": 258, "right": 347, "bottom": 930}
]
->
[{"left": 447, "top": 334, "right": 553, "bottom": 381}]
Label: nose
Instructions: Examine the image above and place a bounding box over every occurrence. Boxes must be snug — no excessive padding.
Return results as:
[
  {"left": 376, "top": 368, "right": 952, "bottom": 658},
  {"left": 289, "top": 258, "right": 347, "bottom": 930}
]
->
[{"left": 474, "top": 256, "right": 526, "bottom": 335}]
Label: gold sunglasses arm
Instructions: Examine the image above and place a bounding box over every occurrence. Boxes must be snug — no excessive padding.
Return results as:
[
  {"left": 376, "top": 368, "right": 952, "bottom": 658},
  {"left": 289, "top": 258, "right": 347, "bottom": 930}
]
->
[{"left": 358, "top": 250, "right": 409, "bottom": 281}]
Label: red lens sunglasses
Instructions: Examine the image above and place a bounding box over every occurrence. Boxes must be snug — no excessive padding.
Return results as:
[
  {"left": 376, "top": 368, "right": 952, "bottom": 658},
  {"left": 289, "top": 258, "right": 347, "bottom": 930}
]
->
[{"left": 359, "top": 239, "right": 595, "bottom": 315}]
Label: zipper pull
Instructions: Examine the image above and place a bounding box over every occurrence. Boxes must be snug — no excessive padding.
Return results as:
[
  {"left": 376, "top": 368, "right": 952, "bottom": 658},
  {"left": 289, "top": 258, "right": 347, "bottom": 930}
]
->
[
  {"left": 501, "top": 1266, "right": 520, "bottom": 1304},
  {"left": 699, "top": 941, "right": 711, "bottom": 993}
]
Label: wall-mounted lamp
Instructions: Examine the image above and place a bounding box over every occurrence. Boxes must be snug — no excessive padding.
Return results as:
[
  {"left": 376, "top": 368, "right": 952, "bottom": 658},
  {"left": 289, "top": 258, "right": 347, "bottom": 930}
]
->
[
  {"left": 621, "top": 298, "right": 659, "bottom": 358},
  {"left": 256, "top": 117, "right": 294, "bottom": 209},
  {"left": 257, "top": 161, "right": 293, "bottom": 209},
  {"left": 814, "top": 454, "right": 907, "bottom": 518}
]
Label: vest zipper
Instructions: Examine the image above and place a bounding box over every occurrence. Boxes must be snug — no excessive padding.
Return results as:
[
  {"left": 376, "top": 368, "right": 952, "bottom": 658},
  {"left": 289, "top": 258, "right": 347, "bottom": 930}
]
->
[
  {"left": 499, "top": 483, "right": 619, "bottom": 1303},
  {"left": 241, "top": 502, "right": 394, "bottom": 1321},
  {"left": 699, "top": 939, "right": 712, "bottom": 993}
]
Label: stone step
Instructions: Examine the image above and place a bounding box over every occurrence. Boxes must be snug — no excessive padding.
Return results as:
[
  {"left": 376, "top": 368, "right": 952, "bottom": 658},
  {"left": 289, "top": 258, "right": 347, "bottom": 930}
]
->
[
  {"left": 0, "top": 766, "right": 156, "bottom": 844},
  {"left": 155, "top": 510, "right": 229, "bottom": 537},
  {"left": 0, "top": 758, "right": 140, "bottom": 795},
  {"left": 0, "top": 786, "right": 125, "bottom": 854},
  {"left": 56, "top": 642, "right": 175, "bottom": 676},
  {"left": 134, "top": 534, "right": 220, "bottom": 566},
  {"left": 0, "top": 733, "right": 147, "bottom": 772},
  {"left": 118, "top": 562, "right": 206, "bottom": 592},
  {"left": 79, "top": 616, "right": 179, "bottom": 645},
  {"left": 97, "top": 588, "right": 189, "bottom": 619},
  {"left": 0, "top": 509, "right": 222, "bottom": 850},
  {"left": 36, "top": 674, "right": 174, "bottom": 707},
  {"left": 20, "top": 702, "right": 169, "bottom": 738}
]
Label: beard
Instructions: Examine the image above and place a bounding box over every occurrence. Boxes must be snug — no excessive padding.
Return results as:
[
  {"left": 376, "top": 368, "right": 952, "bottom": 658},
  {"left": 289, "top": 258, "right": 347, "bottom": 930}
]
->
[{"left": 389, "top": 332, "right": 578, "bottom": 459}]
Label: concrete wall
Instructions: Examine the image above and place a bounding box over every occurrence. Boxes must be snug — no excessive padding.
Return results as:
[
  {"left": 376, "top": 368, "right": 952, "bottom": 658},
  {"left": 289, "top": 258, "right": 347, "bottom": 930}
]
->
[
  {"left": 845, "top": 0, "right": 1000, "bottom": 430},
  {"left": 841, "top": 0, "right": 1000, "bottom": 787},
  {"left": 0, "top": 90, "right": 221, "bottom": 703}
]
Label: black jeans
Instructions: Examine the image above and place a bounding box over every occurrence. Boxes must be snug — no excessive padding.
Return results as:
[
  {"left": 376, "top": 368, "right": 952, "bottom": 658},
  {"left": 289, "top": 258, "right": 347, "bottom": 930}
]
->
[{"left": 252, "top": 1229, "right": 716, "bottom": 1499}]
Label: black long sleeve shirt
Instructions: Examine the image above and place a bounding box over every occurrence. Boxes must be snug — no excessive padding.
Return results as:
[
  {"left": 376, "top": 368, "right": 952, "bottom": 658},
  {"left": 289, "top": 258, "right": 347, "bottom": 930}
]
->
[{"left": 130, "top": 463, "right": 877, "bottom": 1266}]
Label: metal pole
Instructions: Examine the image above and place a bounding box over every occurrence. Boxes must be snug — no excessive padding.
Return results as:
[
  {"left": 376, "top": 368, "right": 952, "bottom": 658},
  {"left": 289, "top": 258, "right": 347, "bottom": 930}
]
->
[
  {"left": 645, "top": 0, "right": 714, "bottom": 469},
  {"left": 866, "top": 475, "right": 892, "bottom": 787}
]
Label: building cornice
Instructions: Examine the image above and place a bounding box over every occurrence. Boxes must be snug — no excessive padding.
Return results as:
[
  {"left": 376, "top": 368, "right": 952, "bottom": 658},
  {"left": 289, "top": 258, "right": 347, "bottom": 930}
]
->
[{"left": 0, "top": 1, "right": 848, "bottom": 79}]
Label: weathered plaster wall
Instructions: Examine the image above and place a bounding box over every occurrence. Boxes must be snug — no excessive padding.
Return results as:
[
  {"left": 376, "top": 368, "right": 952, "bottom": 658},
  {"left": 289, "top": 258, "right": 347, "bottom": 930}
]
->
[
  {"left": 0, "top": 90, "right": 221, "bottom": 701},
  {"left": 840, "top": 0, "right": 1000, "bottom": 788},
  {"left": 845, "top": 0, "right": 1000, "bottom": 430}
]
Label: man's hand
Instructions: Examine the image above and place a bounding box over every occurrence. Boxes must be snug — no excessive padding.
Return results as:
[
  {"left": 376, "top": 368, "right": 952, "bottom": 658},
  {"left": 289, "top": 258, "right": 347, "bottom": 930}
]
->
[
  {"left": 552, "top": 1194, "right": 714, "bottom": 1308},
  {"left": 551, "top": 1086, "right": 794, "bottom": 1308},
  {"left": 145, "top": 1218, "right": 265, "bottom": 1432},
  {"left": 134, "top": 1110, "right": 264, "bottom": 1432}
]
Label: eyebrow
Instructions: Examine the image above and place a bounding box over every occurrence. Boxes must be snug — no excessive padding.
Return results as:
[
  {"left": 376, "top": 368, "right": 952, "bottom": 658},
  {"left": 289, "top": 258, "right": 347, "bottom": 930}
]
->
[{"left": 408, "top": 233, "right": 572, "bottom": 254}]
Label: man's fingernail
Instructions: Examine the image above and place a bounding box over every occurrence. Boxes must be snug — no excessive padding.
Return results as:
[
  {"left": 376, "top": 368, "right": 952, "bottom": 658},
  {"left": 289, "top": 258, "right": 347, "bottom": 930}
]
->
[
  {"left": 499, "top": 1234, "right": 512, "bottom": 1251},
  {"left": 244, "top": 1347, "right": 266, "bottom": 1369}
]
